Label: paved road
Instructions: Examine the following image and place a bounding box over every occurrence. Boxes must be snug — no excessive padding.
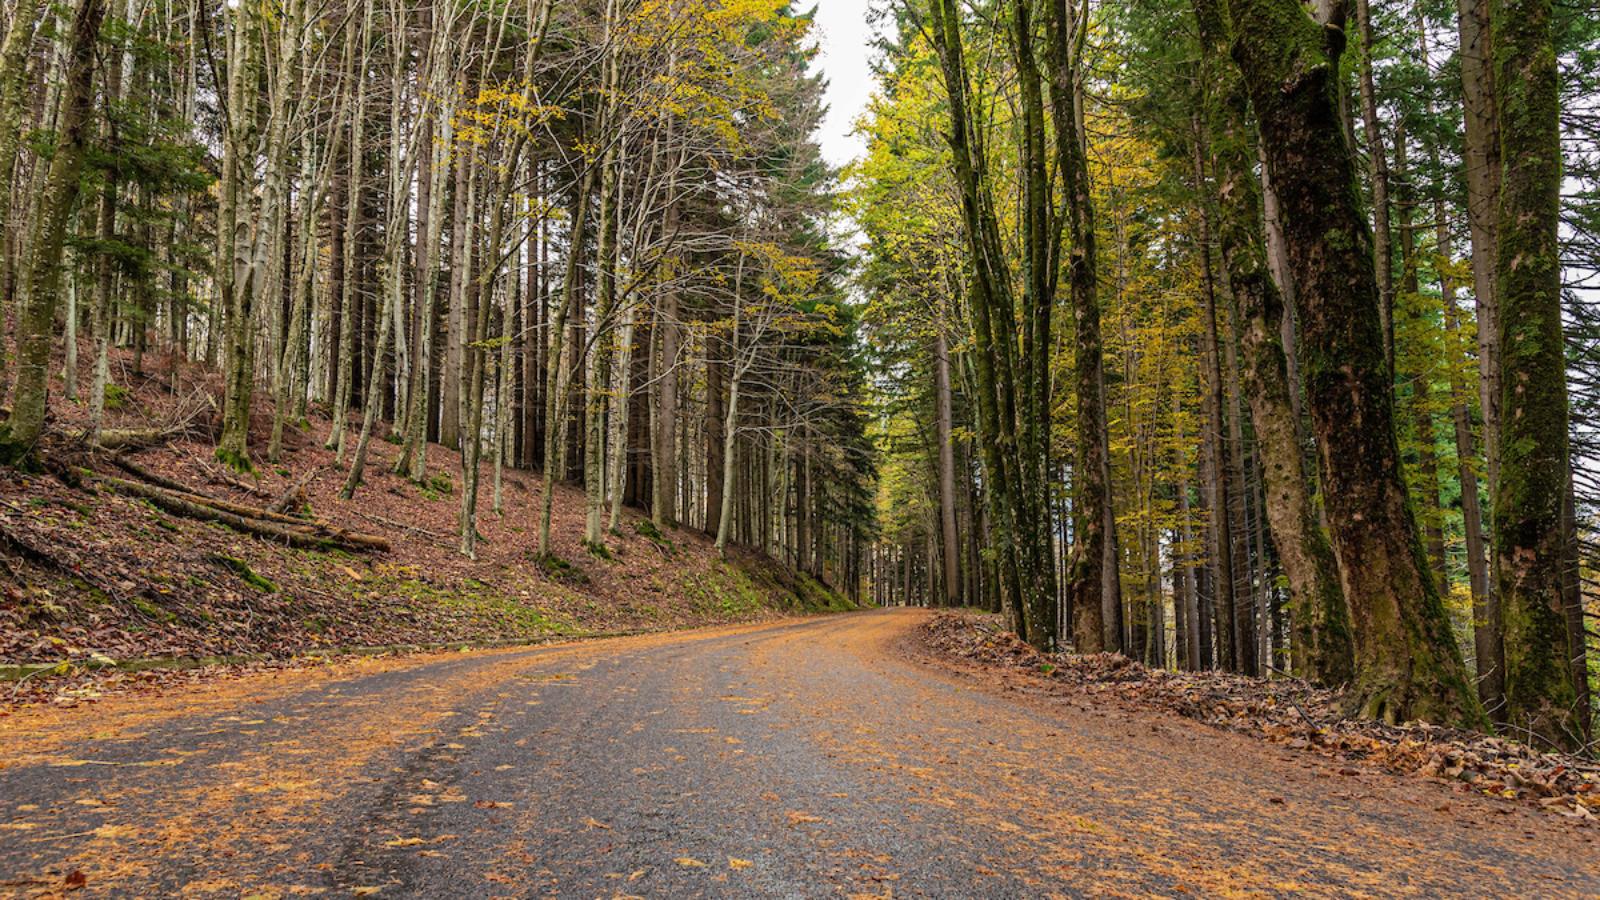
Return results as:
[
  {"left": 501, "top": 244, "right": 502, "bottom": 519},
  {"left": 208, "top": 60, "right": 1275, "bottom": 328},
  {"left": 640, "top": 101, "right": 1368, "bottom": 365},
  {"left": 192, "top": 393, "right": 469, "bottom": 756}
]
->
[{"left": 1, "top": 609, "right": 1596, "bottom": 898}]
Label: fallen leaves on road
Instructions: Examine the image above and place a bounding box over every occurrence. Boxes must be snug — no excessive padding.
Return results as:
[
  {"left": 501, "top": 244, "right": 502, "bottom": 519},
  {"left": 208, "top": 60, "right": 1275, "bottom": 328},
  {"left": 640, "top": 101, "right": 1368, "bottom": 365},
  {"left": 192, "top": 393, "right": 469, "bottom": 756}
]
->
[{"left": 919, "top": 612, "right": 1600, "bottom": 823}]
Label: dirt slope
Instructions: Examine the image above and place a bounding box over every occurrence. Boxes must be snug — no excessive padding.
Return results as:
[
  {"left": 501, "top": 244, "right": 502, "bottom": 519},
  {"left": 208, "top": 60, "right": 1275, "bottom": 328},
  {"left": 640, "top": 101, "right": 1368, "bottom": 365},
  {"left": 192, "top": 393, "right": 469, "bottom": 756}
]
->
[{"left": 0, "top": 347, "right": 851, "bottom": 700}]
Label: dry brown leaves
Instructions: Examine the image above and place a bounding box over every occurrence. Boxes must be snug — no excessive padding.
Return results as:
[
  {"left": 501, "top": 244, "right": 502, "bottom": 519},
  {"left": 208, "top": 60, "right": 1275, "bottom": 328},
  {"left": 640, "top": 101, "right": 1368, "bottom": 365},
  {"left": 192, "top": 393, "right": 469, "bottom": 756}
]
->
[
  {"left": 0, "top": 341, "right": 811, "bottom": 710},
  {"left": 919, "top": 612, "right": 1600, "bottom": 823}
]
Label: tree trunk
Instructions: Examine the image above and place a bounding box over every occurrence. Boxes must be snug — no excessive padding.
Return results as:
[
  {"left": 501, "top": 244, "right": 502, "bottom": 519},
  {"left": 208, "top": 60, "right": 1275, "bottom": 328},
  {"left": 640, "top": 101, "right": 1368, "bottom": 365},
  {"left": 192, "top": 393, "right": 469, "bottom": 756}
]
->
[
  {"left": 1490, "top": 0, "right": 1584, "bottom": 748},
  {"left": 1228, "top": 0, "right": 1484, "bottom": 726},
  {"left": 0, "top": 0, "right": 46, "bottom": 399},
  {"left": 705, "top": 354, "right": 725, "bottom": 537},
  {"left": 0, "top": 0, "right": 104, "bottom": 458},
  {"left": 1353, "top": 0, "right": 1395, "bottom": 373},
  {"left": 935, "top": 324, "right": 960, "bottom": 607},
  {"left": 1050, "top": 0, "right": 1110, "bottom": 653},
  {"left": 607, "top": 297, "right": 636, "bottom": 532},
  {"left": 1192, "top": 0, "right": 1353, "bottom": 684},
  {"left": 1458, "top": 0, "right": 1502, "bottom": 497},
  {"left": 537, "top": 163, "right": 596, "bottom": 557},
  {"left": 327, "top": 0, "right": 371, "bottom": 457}
]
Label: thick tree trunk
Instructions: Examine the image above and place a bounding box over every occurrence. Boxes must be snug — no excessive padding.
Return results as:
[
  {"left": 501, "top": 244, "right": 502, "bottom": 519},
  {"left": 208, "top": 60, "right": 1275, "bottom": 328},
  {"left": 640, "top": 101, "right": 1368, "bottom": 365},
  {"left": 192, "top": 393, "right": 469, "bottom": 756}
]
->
[
  {"left": 1490, "top": 0, "right": 1584, "bottom": 748},
  {"left": 1049, "top": 0, "right": 1112, "bottom": 653},
  {"left": 607, "top": 299, "right": 636, "bottom": 532},
  {"left": 0, "top": 0, "right": 46, "bottom": 399},
  {"left": 1228, "top": 0, "right": 1484, "bottom": 726},
  {"left": 584, "top": 77, "right": 620, "bottom": 546},
  {"left": 0, "top": 0, "right": 104, "bottom": 458},
  {"left": 1192, "top": 0, "right": 1353, "bottom": 685}
]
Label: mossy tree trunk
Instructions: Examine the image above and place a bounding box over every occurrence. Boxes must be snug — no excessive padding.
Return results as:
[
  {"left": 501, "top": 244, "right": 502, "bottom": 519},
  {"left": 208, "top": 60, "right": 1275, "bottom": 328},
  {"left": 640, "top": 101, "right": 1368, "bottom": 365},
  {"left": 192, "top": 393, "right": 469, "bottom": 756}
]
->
[
  {"left": 926, "top": 0, "right": 1047, "bottom": 644},
  {"left": 1, "top": 0, "right": 105, "bottom": 460},
  {"left": 1192, "top": 0, "right": 1353, "bottom": 686},
  {"left": 0, "top": 0, "right": 47, "bottom": 401},
  {"left": 1226, "top": 0, "right": 1484, "bottom": 727},
  {"left": 1048, "top": 0, "right": 1114, "bottom": 652},
  {"left": 1490, "top": 0, "right": 1586, "bottom": 749}
]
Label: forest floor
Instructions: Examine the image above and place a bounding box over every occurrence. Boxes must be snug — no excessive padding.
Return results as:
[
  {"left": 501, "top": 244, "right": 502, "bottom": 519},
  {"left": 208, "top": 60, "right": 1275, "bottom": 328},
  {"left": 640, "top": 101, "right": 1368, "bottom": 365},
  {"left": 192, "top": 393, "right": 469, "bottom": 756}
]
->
[
  {"left": 1, "top": 609, "right": 1595, "bottom": 898},
  {"left": 915, "top": 610, "right": 1600, "bottom": 825},
  {"left": 0, "top": 346, "right": 851, "bottom": 708}
]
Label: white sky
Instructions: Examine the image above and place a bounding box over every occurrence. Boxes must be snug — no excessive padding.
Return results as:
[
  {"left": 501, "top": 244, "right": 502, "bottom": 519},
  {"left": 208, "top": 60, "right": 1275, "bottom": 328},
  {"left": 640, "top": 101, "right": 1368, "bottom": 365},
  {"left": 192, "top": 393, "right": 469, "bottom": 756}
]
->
[{"left": 810, "top": 1, "right": 879, "bottom": 170}]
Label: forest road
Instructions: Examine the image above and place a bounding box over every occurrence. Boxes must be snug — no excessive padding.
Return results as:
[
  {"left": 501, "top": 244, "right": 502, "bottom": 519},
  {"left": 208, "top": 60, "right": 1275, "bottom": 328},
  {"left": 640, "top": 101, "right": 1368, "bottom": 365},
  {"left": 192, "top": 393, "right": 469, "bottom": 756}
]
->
[{"left": 1, "top": 608, "right": 1596, "bottom": 898}]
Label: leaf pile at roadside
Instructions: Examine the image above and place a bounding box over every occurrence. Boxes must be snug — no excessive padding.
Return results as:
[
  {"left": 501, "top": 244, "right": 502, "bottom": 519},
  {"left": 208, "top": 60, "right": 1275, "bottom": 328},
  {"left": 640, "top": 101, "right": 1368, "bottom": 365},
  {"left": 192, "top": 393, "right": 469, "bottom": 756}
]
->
[{"left": 918, "top": 612, "right": 1599, "bottom": 823}]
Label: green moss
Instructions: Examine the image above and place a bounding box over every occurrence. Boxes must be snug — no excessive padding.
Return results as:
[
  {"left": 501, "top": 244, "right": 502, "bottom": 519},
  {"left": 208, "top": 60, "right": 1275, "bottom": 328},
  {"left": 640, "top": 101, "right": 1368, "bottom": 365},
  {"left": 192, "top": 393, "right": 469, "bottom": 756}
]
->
[
  {"left": 534, "top": 553, "right": 591, "bottom": 586},
  {"left": 0, "top": 427, "right": 38, "bottom": 469},
  {"left": 213, "top": 446, "right": 254, "bottom": 474},
  {"left": 210, "top": 554, "right": 278, "bottom": 593},
  {"left": 103, "top": 383, "right": 128, "bottom": 411},
  {"left": 127, "top": 594, "right": 177, "bottom": 623},
  {"left": 633, "top": 518, "right": 675, "bottom": 554}
]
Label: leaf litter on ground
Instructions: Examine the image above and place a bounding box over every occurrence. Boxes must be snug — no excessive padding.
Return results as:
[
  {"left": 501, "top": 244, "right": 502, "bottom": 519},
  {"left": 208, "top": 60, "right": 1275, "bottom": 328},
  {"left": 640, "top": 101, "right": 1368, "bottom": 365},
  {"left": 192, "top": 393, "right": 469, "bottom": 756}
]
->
[{"left": 917, "top": 611, "right": 1600, "bottom": 824}]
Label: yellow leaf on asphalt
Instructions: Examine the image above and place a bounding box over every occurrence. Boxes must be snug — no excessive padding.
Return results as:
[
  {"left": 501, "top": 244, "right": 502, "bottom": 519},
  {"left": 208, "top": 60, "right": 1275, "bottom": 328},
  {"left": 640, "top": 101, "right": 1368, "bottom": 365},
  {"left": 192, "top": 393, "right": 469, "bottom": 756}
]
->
[
  {"left": 729, "top": 857, "right": 753, "bottom": 870},
  {"left": 384, "top": 837, "right": 425, "bottom": 847},
  {"left": 675, "top": 857, "right": 707, "bottom": 868}
]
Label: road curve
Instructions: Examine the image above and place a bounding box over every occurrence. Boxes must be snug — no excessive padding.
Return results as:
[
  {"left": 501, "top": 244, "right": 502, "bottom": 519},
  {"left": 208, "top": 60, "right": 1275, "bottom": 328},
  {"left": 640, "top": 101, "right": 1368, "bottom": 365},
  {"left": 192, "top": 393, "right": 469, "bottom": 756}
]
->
[{"left": 1, "top": 608, "right": 1595, "bottom": 898}]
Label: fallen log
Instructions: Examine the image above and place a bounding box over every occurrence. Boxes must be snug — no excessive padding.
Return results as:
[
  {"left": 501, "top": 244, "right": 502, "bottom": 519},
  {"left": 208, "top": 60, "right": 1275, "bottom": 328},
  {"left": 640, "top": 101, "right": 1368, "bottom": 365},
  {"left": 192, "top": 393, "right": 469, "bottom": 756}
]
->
[
  {"left": 267, "top": 467, "right": 320, "bottom": 517},
  {"left": 96, "top": 475, "right": 389, "bottom": 553},
  {"left": 202, "top": 462, "right": 269, "bottom": 498},
  {"left": 108, "top": 456, "right": 315, "bottom": 528},
  {"left": 108, "top": 453, "right": 193, "bottom": 495},
  {"left": 93, "top": 426, "right": 185, "bottom": 451}
]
